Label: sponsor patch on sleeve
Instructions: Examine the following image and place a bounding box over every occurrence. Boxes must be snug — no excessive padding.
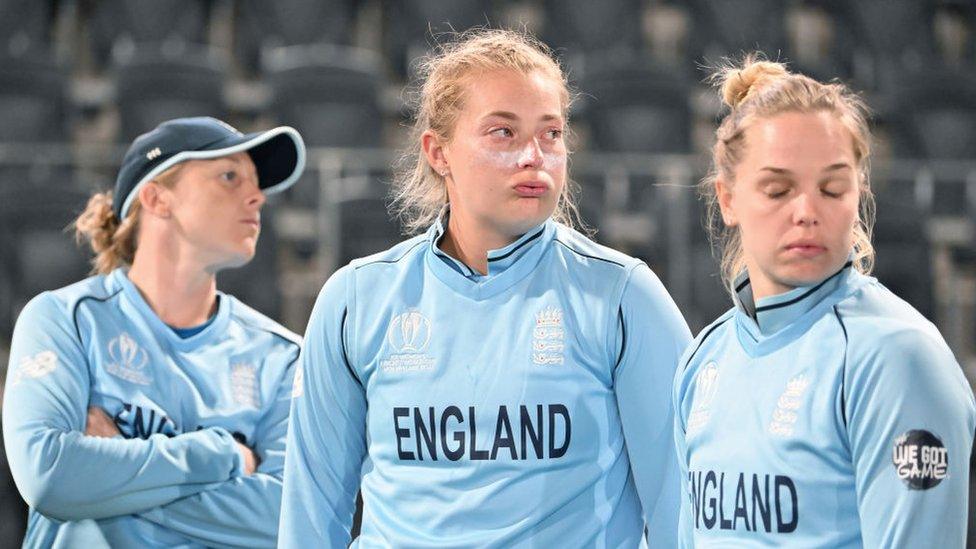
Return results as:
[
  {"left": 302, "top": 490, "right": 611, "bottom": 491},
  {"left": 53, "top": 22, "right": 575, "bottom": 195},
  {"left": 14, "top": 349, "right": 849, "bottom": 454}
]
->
[
  {"left": 11, "top": 350, "right": 58, "bottom": 385},
  {"left": 891, "top": 429, "right": 948, "bottom": 490}
]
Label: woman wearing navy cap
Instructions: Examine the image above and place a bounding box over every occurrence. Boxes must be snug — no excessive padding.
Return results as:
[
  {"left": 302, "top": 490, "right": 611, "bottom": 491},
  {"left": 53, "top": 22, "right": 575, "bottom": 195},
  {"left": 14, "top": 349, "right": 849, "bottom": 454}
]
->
[{"left": 3, "top": 116, "right": 305, "bottom": 548}]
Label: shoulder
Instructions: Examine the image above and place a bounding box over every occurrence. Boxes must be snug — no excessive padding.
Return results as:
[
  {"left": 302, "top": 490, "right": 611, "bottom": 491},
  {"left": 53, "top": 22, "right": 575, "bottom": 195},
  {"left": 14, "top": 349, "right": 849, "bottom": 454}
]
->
[
  {"left": 22, "top": 274, "right": 119, "bottom": 324},
  {"left": 832, "top": 276, "right": 965, "bottom": 392},
  {"left": 676, "top": 309, "right": 736, "bottom": 381},
  {"left": 833, "top": 276, "right": 949, "bottom": 362},
  {"left": 227, "top": 297, "right": 301, "bottom": 358},
  {"left": 348, "top": 234, "right": 427, "bottom": 272},
  {"left": 549, "top": 223, "right": 643, "bottom": 273}
]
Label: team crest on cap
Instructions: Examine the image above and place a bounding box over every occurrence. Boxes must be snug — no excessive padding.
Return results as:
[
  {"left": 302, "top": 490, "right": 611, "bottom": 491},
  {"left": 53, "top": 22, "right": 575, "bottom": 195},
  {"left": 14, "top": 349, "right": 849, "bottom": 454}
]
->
[
  {"left": 145, "top": 147, "right": 162, "bottom": 160},
  {"left": 380, "top": 311, "right": 435, "bottom": 373},
  {"left": 105, "top": 332, "right": 151, "bottom": 385},
  {"left": 11, "top": 350, "right": 58, "bottom": 385}
]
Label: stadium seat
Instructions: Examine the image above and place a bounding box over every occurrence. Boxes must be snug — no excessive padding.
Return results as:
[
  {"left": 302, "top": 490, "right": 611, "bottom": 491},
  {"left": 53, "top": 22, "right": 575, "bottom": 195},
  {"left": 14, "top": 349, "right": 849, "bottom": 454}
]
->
[
  {"left": 114, "top": 49, "right": 227, "bottom": 142},
  {"left": 0, "top": 0, "right": 53, "bottom": 58},
  {"left": 0, "top": 56, "right": 67, "bottom": 143},
  {"left": 580, "top": 58, "right": 694, "bottom": 154},
  {"left": 541, "top": 0, "right": 643, "bottom": 58},
  {"left": 87, "top": 0, "right": 210, "bottom": 71},
  {"left": 382, "top": 0, "right": 493, "bottom": 80},
  {"left": 687, "top": 0, "right": 787, "bottom": 64},
  {"left": 234, "top": 0, "right": 355, "bottom": 76}
]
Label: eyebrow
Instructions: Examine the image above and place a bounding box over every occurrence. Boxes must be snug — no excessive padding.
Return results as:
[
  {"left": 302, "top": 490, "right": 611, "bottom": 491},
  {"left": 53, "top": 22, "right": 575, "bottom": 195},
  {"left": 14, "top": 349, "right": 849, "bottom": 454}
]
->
[
  {"left": 481, "top": 111, "right": 563, "bottom": 123},
  {"left": 759, "top": 163, "right": 853, "bottom": 174}
]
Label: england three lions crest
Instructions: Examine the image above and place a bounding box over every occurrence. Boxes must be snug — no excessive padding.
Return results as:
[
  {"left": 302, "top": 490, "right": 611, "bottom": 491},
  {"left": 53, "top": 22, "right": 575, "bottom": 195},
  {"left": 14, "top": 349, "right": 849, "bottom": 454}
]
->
[{"left": 533, "top": 306, "right": 564, "bottom": 366}]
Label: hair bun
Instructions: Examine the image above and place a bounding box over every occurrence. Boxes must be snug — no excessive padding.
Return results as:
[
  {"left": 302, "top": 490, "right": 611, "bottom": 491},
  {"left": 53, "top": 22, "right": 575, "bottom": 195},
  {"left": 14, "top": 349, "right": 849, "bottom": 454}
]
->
[{"left": 718, "top": 57, "right": 789, "bottom": 109}]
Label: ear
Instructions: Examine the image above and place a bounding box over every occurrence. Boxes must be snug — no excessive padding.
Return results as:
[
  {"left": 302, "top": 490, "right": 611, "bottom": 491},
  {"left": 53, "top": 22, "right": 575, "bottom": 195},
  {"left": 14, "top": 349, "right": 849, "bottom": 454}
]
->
[
  {"left": 421, "top": 130, "right": 450, "bottom": 177},
  {"left": 137, "top": 181, "right": 172, "bottom": 219},
  {"left": 715, "top": 176, "right": 738, "bottom": 227}
]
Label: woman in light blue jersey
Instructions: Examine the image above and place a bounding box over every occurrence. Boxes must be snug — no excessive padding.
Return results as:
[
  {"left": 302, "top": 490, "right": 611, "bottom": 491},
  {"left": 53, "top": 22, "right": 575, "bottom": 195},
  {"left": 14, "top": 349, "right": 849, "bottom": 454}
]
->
[
  {"left": 673, "top": 55, "right": 976, "bottom": 548},
  {"left": 280, "top": 29, "right": 692, "bottom": 547},
  {"left": 3, "top": 116, "right": 306, "bottom": 548}
]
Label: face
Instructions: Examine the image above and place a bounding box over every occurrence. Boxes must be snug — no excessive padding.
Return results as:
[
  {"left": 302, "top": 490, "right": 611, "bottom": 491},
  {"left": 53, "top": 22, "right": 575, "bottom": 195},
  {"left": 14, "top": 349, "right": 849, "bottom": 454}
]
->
[
  {"left": 163, "top": 152, "right": 266, "bottom": 269},
  {"left": 717, "top": 111, "right": 860, "bottom": 298},
  {"left": 426, "top": 69, "right": 567, "bottom": 240}
]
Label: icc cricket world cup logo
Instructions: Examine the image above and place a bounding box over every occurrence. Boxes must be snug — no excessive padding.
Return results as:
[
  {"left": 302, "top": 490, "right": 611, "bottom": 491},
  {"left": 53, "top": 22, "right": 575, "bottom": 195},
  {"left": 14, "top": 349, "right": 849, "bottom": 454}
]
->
[{"left": 387, "top": 311, "right": 432, "bottom": 353}]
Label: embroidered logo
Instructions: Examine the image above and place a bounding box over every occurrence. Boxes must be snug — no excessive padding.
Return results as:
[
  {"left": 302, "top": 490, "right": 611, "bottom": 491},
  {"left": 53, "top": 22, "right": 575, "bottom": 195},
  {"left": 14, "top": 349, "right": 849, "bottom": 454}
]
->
[
  {"left": 11, "top": 350, "right": 58, "bottom": 385},
  {"left": 106, "top": 332, "right": 151, "bottom": 385},
  {"left": 687, "top": 361, "right": 719, "bottom": 434},
  {"left": 532, "top": 306, "right": 564, "bottom": 365},
  {"left": 230, "top": 362, "right": 259, "bottom": 408},
  {"left": 145, "top": 147, "right": 162, "bottom": 160},
  {"left": 381, "top": 311, "right": 435, "bottom": 373},
  {"left": 892, "top": 429, "right": 948, "bottom": 490},
  {"left": 768, "top": 375, "right": 810, "bottom": 437}
]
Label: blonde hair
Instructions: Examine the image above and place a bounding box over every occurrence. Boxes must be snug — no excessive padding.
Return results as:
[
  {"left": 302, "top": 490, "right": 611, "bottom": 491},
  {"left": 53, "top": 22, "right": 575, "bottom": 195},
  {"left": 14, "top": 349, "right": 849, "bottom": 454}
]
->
[
  {"left": 702, "top": 54, "right": 876, "bottom": 289},
  {"left": 391, "top": 28, "right": 582, "bottom": 235},
  {"left": 74, "top": 165, "right": 182, "bottom": 275}
]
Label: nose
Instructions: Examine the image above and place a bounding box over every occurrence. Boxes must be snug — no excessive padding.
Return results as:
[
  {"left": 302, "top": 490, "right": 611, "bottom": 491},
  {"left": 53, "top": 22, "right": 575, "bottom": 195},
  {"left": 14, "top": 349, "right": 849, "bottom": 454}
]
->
[
  {"left": 791, "top": 192, "right": 819, "bottom": 226},
  {"left": 246, "top": 178, "right": 266, "bottom": 209},
  {"left": 517, "top": 138, "right": 544, "bottom": 169}
]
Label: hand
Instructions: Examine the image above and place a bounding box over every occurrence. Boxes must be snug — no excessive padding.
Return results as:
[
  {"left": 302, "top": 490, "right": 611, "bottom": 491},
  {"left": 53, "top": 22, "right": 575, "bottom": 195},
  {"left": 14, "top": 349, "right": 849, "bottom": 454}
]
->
[
  {"left": 236, "top": 442, "right": 259, "bottom": 475},
  {"left": 86, "top": 406, "right": 122, "bottom": 438}
]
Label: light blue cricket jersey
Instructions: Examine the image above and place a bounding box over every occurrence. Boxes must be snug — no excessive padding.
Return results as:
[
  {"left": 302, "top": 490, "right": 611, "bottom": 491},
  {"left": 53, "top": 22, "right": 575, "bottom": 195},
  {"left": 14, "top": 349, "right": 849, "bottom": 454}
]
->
[
  {"left": 673, "top": 261, "right": 976, "bottom": 548},
  {"left": 280, "top": 217, "right": 692, "bottom": 548},
  {"left": 2, "top": 268, "right": 300, "bottom": 548}
]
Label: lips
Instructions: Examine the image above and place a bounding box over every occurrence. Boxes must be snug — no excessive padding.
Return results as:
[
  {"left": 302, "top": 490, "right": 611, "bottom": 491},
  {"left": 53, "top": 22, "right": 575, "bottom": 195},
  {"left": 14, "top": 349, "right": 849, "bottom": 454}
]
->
[
  {"left": 784, "top": 241, "right": 825, "bottom": 258},
  {"left": 513, "top": 181, "right": 549, "bottom": 197}
]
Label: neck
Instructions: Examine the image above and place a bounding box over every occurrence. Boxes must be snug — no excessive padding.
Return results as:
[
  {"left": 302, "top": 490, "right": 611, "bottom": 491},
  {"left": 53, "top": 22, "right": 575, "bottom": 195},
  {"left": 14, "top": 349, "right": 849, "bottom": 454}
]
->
[
  {"left": 439, "top": 210, "right": 520, "bottom": 276},
  {"left": 127, "top": 232, "right": 218, "bottom": 328}
]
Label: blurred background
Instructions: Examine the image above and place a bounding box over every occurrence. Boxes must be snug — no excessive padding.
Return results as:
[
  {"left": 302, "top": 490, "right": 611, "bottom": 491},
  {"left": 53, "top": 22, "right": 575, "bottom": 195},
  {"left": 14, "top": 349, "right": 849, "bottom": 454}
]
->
[{"left": 0, "top": 0, "right": 974, "bottom": 546}]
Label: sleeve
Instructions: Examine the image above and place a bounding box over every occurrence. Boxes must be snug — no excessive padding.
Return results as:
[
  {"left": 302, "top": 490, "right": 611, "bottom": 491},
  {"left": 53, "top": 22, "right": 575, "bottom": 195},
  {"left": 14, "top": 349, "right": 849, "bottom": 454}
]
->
[
  {"left": 672, "top": 345, "right": 696, "bottom": 549},
  {"left": 1, "top": 293, "right": 243, "bottom": 522},
  {"left": 845, "top": 326, "right": 976, "bottom": 548},
  {"left": 138, "top": 345, "right": 300, "bottom": 548},
  {"left": 612, "top": 264, "right": 693, "bottom": 548},
  {"left": 278, "top": 266, "right": 368, "bottom": 548}
]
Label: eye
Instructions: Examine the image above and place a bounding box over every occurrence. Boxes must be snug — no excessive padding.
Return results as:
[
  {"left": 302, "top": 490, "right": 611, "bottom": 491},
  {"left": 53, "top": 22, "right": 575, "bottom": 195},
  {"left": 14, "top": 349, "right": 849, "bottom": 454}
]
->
[
  {"left": 220, "top": 171, "right": 238, "bottom": 183},
  {"left": 820, "top": 180, "right": 848, "bottom": 198},
  {"left": 544, "top": 128, "right": 563, "bottom": 140},
  {"left": 765, "top": 186, "right": 789, "bottom": 199},
  {"left": 489, "top": 127, "right": 514, "bottom": 138}
]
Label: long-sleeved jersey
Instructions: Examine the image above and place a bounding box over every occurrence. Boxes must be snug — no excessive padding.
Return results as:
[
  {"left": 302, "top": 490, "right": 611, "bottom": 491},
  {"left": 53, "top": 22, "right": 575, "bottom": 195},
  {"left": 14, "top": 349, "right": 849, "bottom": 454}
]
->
[
  {"left": 2, "top": 268, "right": 300, "bottom": 548},
  {"left": 673, "top": 261, "right": 976, "bottom": 548},
  {"left": 280, "top": 217, "right": 692, "bottom": 547}
]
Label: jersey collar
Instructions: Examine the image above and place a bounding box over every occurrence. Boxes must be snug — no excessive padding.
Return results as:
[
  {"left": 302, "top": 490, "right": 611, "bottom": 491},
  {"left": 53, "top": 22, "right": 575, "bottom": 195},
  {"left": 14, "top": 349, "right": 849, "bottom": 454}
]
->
[
  {"left": 425, "top": 208, "right": 554, "bottom": 300},
  {"left": 111, "top": 268, "right": 232, "bottom": 351},
  {"left": 733, "top": 259, "right": 855, "bottom": 342}
]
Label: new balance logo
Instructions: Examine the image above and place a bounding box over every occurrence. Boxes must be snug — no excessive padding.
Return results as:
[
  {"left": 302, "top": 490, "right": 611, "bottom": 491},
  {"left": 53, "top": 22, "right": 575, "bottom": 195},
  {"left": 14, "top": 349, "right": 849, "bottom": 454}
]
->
[{"left": 146, "top": 147, "right": 162, "bottom": 160}]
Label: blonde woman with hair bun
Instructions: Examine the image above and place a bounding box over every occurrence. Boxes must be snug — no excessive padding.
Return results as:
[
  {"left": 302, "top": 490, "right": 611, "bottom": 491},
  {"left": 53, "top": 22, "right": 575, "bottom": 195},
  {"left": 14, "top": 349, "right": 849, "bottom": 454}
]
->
[
  {"left": 281, "top": 28, "right": 691, "bottom": 547},
  {"left": 3, "top": 117, "right": 306, "bottom": 547},
  {"left": 672, "top": 55, "right": 975, "bottom": 547}
]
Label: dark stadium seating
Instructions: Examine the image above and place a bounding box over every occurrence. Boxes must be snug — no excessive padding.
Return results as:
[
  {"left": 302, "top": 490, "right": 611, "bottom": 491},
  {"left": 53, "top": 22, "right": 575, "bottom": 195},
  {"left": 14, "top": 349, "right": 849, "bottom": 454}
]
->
[
  {"left": 265, "top": 46, "right": 383, "bottom": 149},
  {"left": 0, "top": 56, "right": 67, "bottom": 143},
  {"left": 840, "top": 0, "right": 938, "bottom": 89},
  {"left": 0, "top": 0, "right": 53, "bottom": 58},
  {"left": 580, "top": 58, "right": 693, "bottom": 154},
  {"left": 234, "top": 0, "right": 355, "bottom": 76},
  {"left": 382, "top": 0, "right": 493, "bottom": 79},
  {"left": 687, "top": 0, "right": 787, "bottom": 64},
  {"left": 541, "top": 0, "right": 643, "bottom": 58},
  {"left": 114, "top": 48, "right": 227, "bottom": 142},
  {"left": 86, "top": 0, "right": 210, "bottom": 71}
]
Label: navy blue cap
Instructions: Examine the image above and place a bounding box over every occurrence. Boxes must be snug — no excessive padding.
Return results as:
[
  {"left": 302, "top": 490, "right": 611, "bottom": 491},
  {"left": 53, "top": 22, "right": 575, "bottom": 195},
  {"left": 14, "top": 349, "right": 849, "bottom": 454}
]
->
[{"left": 113, "top": 117, "right": 306, "bottom": 218}]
